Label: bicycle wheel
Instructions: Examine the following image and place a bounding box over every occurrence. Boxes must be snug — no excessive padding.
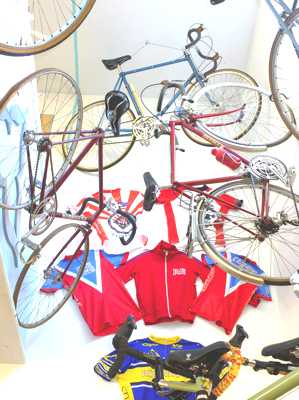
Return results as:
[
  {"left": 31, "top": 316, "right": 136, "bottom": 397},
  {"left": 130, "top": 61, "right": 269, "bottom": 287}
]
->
[
  {"left": 13, "top": 223, "right": 89, "bottom": 328},
  {"left": 182, "top": 69, "right": 260, "bottom": 146},
  {"left": 0, "top": 68, "right": 83, "bottom": 209},
  {"left": 198, "top": 178, "right": 299, "bottom": 285},
  {"left": 63, "top": 100, "right": 136, "bottom": 171},
  {"left": 0, "top": 0, "right": 96, "bottom": 56},
  {"left": 183, "top": 82, "right": 292, "bottom": 148},
  {"left": 269, "top": 8, "right": 299, "bottom": 139}
]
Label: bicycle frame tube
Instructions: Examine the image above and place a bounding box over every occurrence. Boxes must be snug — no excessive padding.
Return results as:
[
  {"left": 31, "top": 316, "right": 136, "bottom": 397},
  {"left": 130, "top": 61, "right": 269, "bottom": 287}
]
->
[
  {"left": 168, "top": 120, "right": 262, "bottom": 215},
  {"left": 114, "top": 52, "right": 205, "bottom": 117},
  {"left": 168, "top": 120, "right": 246, "bottom": 188},
  {"left": 267, "top": 0, "right": 296, "bottom": 14},
  {"left": 39, "top": 130, "right": 104, "bottom": 219},
  {"left": 248, "top": 367, "right": 299, "bottom": 400},
  {"left": 266, "top": 0, "right": 299, "bottom": 53}
]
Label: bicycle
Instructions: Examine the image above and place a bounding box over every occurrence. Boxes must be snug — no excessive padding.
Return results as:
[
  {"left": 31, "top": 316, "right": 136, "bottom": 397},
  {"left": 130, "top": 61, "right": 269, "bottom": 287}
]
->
[
  {"left": 142, "top": 87, "right": 299, "bottom": 287},
  {"left": 212, "top": 0, "right": 299, "bottom": 140},
  {"left": 4, "top": 82, "right": 297, "bottom": 330},
  {"left": 94, "top": 316, "right": 299, "bottom": 400},
  {"left": 8, "top": 90, "right": 138, "bottom": 329},
  {"left": 63, "top": 18, "right": 291, "bottom": 172},
  {"left": 0, "top": 0, "right": 96, "bottom": 56}
]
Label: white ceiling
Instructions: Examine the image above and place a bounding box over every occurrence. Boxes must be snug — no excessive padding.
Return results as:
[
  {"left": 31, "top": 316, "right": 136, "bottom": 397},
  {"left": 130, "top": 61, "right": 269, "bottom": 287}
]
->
[{"left": 35, "top": 0, "right": 259, "bottom": 97}]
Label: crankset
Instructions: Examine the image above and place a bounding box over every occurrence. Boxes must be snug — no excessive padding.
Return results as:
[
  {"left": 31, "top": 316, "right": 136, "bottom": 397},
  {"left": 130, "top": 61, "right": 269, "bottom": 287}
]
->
[{"left": 132, "top": 116, "right": 156, "bottom": 145}]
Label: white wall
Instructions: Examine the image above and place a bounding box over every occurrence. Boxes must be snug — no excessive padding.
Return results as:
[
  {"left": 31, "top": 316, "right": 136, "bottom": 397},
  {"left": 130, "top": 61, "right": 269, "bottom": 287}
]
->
[
  {"left": 35, "top": 0, "right": 259, "bottom": 95},
  {"left": 1, "top": 122, "right": 299, "bottom": 399},
  {"left": 247, "top": 0, "right": 276, "bottom": 87},
  {"left": 0, "top": 0, "right": 35, "bottom": 364},
  {"left": 1, "top": 1, "right": 299, "bottom": 399}
]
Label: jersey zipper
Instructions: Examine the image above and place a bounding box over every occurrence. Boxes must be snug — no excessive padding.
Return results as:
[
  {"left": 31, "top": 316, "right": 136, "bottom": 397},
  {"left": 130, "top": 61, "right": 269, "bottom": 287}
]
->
[{"left": 164, "top": 250, "right": 172, "bottom": 318}]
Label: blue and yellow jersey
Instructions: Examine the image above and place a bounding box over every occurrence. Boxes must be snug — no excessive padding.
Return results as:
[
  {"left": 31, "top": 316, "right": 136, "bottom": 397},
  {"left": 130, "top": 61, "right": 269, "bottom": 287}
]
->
[{"left": 94, "top": 336, "right": 203, "bottom": 400}]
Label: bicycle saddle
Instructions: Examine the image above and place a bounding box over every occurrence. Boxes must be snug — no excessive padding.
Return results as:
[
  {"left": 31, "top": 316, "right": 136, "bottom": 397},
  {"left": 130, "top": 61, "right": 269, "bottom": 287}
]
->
[
  {"left": 104, "top": 90, "right": 130, "bottom": 136},
  {"left": 262, "top": 338, "right": 299, "bottom": 366},
  {"left": 166, "top": 341, "right": 230, "bottom": 368},
  {"left": 102, "top": 55, "right": 132, "bottom": 70}
]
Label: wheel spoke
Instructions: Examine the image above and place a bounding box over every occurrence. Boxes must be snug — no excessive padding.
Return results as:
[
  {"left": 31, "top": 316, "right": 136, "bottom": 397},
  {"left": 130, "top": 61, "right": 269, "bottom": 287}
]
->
[{"left": 198, "top": 179, "right": 299, "bottom": 284}]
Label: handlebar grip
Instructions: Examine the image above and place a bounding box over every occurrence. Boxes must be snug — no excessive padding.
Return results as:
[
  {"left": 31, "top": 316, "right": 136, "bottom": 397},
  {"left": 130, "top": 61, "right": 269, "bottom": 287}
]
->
[
  {"left": 113, "top": 316, "right": 137, "bottom": 347},
  {"left": 229, "top": 325, "right": 249, "bottom": 348},
  {"left": 107, "top": 317, "right": 137, "bottom": 379}
]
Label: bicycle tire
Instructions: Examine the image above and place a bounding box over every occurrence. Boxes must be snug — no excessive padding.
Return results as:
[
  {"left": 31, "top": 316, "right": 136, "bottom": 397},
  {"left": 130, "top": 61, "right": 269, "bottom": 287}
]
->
[
  {"left": 183, "top": 82, "right": 291, "bottom": 149},
  {"left": 0, "top": 0, "right": 96, "bottom": 56},
  {"left": 182, "top": 68, "right": 261, "bottom": 146},
  {"left": 13, "top": 223, "right": 89, "bottom": 328},
  {"left": 197, "top": 178, "right": 299, "bottom": 285},
  {"left": 63, "top": 100, "right": 136, "bottom": 171},
  {"left": 0, "top": 68, "right": 83, "bottom": 210},
  {"left": 269, "top": 8, "right": 299, "bottom": 140}
]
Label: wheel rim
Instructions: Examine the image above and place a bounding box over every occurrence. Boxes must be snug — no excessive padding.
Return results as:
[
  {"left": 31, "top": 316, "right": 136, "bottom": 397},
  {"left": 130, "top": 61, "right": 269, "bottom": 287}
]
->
[
  {"left": 0, "top": 68, "right": 82, "bottom": 209},
  {"left": 0, "top": 0, "right": 95, "bottom": 56},
  {"left": 184, "top": 82, "right": 291, "bottom": 148},
  {"left": 182, "top": 69, "right": 259, "bottom": 146},
  {"left": 13, "top": 224, "right": 89, "bottom": 328},
  {"left": 270, "top": 9, "right": 299, "bottom": 139},
  {"left": 64, "top": 100, "right": 135, "bottom": 171},
  {"left": 198, "top": 179, "right": 299, "bottom": 284}
]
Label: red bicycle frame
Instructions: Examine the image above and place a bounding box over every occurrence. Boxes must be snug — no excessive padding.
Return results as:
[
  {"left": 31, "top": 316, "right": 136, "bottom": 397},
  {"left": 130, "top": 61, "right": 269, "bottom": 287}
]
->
[
  {"left": 26, "top": 128, "right": 105, "bottom": 225},
  {"left": 167, "top": 117, "right": 271, "bottom": 224}
]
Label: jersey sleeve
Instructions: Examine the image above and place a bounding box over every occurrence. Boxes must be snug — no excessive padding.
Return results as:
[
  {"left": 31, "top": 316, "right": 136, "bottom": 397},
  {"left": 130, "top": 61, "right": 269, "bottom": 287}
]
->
[
  {"left": 116, "top": 254, "right": 142, "bottom": 283},
  {"left": 94, "top": 349, "right": 133, "bottom": 381},
  {"left": 190, "top": 254, "right": 211, "bottom": 282}
]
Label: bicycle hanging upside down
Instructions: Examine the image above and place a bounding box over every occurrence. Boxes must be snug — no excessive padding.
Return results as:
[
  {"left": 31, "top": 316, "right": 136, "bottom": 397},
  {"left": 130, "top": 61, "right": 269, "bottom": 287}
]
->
[
  {"left": 10, "top": 90, "right": 139, "bottom": 329},
  {"left": 142, "top": 81, "right": 299, "bottom": 288}
]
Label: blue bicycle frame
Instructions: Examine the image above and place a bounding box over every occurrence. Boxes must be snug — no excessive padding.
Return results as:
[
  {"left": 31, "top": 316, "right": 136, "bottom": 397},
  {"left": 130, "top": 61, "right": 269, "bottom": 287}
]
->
[
  {"left": 112, "top": 50, "right": 207, "bottom": 125},
  {"left": 266, "top": 0, "right": 299, "bottom": 54}
]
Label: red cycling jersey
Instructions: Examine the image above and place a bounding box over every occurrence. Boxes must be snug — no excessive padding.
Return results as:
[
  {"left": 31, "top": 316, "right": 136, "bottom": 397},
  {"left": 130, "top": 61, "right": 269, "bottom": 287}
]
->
[{"left": 116, "top": 241, "right": 209, "bottom": 324}]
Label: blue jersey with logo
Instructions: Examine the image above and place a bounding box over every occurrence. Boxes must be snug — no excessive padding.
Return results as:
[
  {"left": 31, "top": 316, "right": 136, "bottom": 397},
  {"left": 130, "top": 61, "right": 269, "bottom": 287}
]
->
[
  {"left": 203, "top": 252, "right": 272, "bottom": 305},
  {"left": 94, "top": 336, "right": 203, "bottom": 400}
]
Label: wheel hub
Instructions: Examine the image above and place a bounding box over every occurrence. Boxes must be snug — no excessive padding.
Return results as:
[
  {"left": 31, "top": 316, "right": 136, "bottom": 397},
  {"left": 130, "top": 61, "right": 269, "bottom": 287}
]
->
[{"left": 255, "top": 217, "right": 280, "bottom": 235}]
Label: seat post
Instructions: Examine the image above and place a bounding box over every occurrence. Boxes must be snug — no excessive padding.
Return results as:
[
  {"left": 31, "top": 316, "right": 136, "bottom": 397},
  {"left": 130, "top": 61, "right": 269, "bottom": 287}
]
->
[{"left": 117, "top": 64, "right": 123, "bottom": 74}]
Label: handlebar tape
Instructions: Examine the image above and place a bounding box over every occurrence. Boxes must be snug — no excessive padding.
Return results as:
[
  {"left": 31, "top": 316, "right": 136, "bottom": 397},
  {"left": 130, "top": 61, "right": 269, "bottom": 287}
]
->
[
  {"left": 107, "top": 350, "right": 126, "bottom": 379},
  {"left": 196, "top": 47, "right": 219, "bottom": 62},
  {"left": 185, "top": 25, "right": 204, "bottom": 50},
  {"left": 229, "top": 325, "right": 249, "bottom": 348},
  {"left": 114, "top": 316, "right": 137, "bottom": 345},
  {"left": 116, "top": 209, "right": 137, "bottom": 245},
  {"left": 108, "top": 317, "right": 137, "bottom": 379}
]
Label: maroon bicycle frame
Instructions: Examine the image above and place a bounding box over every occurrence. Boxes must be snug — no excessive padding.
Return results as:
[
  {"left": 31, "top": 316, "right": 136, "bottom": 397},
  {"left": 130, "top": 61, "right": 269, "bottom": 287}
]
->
[
  {"left": 167, "top": 118, "right": 270, "bottom": 222},
  {"left": 27, "top": 128, "right": 105, "bottom": 225}
]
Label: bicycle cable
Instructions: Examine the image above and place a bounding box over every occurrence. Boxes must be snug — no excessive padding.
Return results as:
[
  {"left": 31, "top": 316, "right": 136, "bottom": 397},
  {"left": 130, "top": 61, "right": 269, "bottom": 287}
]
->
[{"left": 139, "top": 83, "right": 170, "bottom": 125}]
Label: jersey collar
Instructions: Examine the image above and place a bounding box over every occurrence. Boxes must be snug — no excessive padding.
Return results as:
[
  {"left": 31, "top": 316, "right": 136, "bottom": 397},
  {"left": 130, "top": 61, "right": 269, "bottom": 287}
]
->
[
  {"left": 148, "top": 335, "right": 181, "bottom": 345},
  {"left": 153, "top": 241, "right": 179, "bottom": 256}
]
